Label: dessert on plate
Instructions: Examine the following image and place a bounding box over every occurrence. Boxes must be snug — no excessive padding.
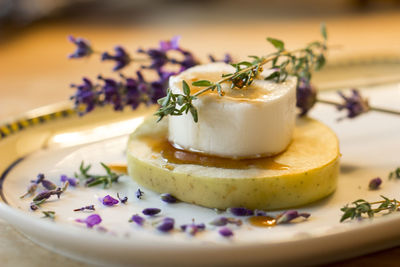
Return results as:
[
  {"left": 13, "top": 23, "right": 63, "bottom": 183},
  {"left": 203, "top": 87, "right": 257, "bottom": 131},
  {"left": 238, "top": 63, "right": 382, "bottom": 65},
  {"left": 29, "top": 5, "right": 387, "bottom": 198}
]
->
[{"left": 127, "top": 62, "right": 340, "bottom": 210}]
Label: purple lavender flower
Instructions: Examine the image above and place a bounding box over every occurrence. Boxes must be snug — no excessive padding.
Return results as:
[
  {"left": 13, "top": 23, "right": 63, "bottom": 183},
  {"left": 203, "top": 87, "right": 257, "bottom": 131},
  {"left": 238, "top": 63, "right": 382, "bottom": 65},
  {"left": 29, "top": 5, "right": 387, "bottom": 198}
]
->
[
  {"left": 68, "top": 35, "right": 93, "bottom": 59},
  {"left": 156, "top": 217, "right": 175, "bottom": 232},
  {"left": 75, "top": 214, "right": 102, "bottom": 228},
  {"left": 142, "top": 208, "right": 161, "bottom": 216},
  {"left": 74, "top": 205, "right": 95, "bottom": 212},
  {"left": 129, "top": 214, "right": 145, "bottom": 226},
  {"left": 70, "top": 77, "right": 99, "bottom": 114},
  {"left": 296, "top": 78, "right": 317, "bottom": 116},
  {"left": 208, "top": 53, "right": 233, "bottom": 64},
  {"left": 32, "top": 173, "right": 45, "bottom": 184},
  {"left": 41, "top": 179, "right": 57, "bottom": 190},
  {"left": 136, "top": 188, "right": 144, "bottom": 199},
  {"left": 177, "top": 50, "right": 198, "bottom": 72},
  {"left": 33, "top": 188, "right": 63, "bottom": 201},
  {"left": 218, "top": 227, "right": 233, "bottom": 237},
  {"left": 369, "top": 177, "right": 382, "bottom": 190},
  {"left": 159, "top": 36, "right": 181, "bottom": 51},
  {"left": 60, "top": 175, "right": 78, "bottom": 187},
  {"left": 276, "top": 210, "right": 310, "bottom": 224},
  {"left": 98, "top": 76, "right": 123, "bottom": 111},
  {"left": 160, "top": 193, "right": 178, "bottom": 203},
  {"left": 101, "top": 195, "right": 119, "bottom": 206},
  {"left": 337, "top": 89, "right": 370, "bottom": 119},
  {"left": 101, "top": 46, "right": 131, "bottom": 71},
  {"left": 117, "top": 193, "right": 128, "bottom": 204},
  {"left": 227, "top": 207, "right": 254, "bottom": 216}
]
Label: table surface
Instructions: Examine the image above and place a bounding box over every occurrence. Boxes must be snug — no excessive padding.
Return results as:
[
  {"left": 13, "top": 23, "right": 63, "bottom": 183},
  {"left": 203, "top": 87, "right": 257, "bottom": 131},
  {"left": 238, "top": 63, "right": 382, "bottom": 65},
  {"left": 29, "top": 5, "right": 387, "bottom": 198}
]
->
[{"left": 1, "top": 11, "right": 400, "bottom": 266}]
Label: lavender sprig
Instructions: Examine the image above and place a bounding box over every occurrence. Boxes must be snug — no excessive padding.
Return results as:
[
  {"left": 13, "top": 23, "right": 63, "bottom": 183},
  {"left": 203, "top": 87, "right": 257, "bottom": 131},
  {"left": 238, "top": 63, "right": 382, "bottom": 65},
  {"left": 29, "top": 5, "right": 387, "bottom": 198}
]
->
[
  {"left": 340, "top": 195, "right": 399, "bottom": 222},
  {"left": 74, "top": 205, "right": 95, "bottom": 212},
  {"left": 75, "top": 161, "right": 121, "bottom": 188}
]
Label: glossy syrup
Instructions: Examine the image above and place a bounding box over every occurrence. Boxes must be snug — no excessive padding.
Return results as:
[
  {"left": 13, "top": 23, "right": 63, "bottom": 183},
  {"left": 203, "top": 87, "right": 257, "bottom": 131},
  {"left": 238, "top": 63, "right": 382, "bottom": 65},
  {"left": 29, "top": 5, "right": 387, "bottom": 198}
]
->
[
  {"left": 248, "top": 216, "right": 277, "bottom": 227},
  {"left": 140, "top": 136, "right": 289, "bottom": 170}
]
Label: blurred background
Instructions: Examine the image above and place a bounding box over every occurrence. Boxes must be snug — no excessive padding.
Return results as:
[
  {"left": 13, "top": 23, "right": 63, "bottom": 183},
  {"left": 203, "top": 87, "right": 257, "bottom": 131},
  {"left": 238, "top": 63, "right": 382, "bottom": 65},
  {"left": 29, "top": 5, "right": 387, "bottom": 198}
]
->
[{"left": 1, "top": 0, "right": 400, "bottom": 120}]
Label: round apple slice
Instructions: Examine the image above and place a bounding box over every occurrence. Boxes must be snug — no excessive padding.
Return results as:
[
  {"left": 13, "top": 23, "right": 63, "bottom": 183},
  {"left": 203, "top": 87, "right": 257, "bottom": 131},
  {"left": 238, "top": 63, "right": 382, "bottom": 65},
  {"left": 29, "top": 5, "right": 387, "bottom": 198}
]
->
[{"left": 127, "top": 117, "right": 340, "bottom": 210}]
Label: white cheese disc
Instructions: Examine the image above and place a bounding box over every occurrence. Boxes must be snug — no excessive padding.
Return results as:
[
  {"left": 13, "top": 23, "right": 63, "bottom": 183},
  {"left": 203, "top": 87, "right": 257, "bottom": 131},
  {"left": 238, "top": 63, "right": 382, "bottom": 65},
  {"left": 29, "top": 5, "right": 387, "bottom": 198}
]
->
[{"left": 168, "top": 62, "right": 297, "bottom": 158}]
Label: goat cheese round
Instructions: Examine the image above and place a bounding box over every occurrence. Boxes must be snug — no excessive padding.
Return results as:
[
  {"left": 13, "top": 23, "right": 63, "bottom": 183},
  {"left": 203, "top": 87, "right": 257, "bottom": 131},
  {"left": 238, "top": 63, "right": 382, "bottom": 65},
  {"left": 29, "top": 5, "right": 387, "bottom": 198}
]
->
[{"left": 168, "top": 62, "right": 297, "bottom": 158}]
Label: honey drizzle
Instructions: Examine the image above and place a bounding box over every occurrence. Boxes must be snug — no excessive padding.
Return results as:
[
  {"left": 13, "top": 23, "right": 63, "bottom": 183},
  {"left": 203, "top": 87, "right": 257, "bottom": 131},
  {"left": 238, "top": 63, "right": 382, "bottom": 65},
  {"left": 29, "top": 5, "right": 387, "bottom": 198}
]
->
[
  {"left": 248, "top": 216, "right": 277, "bottom": 227},
  {"left": 139, "top": 136, "right": 289, "bottom": 170}
]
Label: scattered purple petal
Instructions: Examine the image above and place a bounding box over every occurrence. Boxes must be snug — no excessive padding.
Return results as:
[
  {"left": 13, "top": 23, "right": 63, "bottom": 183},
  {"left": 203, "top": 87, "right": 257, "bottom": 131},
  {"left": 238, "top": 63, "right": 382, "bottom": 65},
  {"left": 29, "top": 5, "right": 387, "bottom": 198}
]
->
[
  {"left": 160, "top": 193, "right": 178, "bottom": 203},
  {"left": 136, "top": 188, "right": 144, "bottom": 199},
  {"left": 227, "top": 207, "right": 254, "bottom": 216},
  {"left": 41, "top": 179, "right": 57, "bottom": 190},
  {"left": 68, "top": 35, "right": 93, "bottom": 59},
  {"left": 218, "top": 227, "right": 233, "bottom": 237},
  {"left": 369, "top": 177, "right": 382, "bottom": 190},
  {"left": 73, "top": 205, "right": 95, "bottom": 212},
  {"left": 101, "top": 195, "right": 119, "bottom": 206},
  {"left": 129, "top": 214, "right": 145, "bottom": 226},
  {"left": 117, "top": 193, "right": 128, "bottom": 204},
  {"left": 142, "top": 208, "right": 161, "bottom": 216},
  {"left": 337, "top": 89, "right": 370, "bottom": 120},
  {"left": 156, "top": 217, "right": 175, "bottom": 232},
  {"left": 32, "top": 173, "right": 45, "bottom": 184},
  {"left": 276, "top": 210, "right": 311, "bottom": 224},
  {"left": 60, "top": 175, "right": 78, "bottom": 187},
  {"left": 75, "top": 214, "right": 102, "bottom": 228},
  {"left": 296, "top": 78, "right": 317, "bottom": 116}
]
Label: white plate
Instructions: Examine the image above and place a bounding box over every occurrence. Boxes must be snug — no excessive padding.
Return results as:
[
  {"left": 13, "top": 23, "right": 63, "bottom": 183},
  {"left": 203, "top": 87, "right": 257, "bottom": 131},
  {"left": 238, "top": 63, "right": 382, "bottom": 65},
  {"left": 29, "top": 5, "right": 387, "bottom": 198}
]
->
[{"left": 0, "top": 84, "right": 400, "bottom": 266}]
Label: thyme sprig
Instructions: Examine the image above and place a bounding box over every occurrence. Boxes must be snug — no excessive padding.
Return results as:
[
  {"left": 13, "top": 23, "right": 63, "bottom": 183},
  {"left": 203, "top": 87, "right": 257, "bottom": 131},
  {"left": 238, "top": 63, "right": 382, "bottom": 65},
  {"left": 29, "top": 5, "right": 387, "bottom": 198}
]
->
[
  {"left": 74, "top": 161, "right": 121, "bottom": 188},
  {"left": 340, "top": 195, "right": 400, "bottom": 222},
  {"left": 156, "top": 24, "right": 328, "bottom": 122},
  {"left": 389, "top": 167, "right": 400, "bottom": 180}
]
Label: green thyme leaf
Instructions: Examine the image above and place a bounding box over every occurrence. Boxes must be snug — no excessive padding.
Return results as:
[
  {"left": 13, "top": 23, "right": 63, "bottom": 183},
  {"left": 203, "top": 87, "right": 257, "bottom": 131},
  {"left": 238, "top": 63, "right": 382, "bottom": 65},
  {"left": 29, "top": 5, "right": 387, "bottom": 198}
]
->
[
  {"left": 192, "top": 80, "right": 213, "bottom": 87},
  {"left": 182, "top": 80, "right": 191, "bottom": 96},
  {"left": 266, "top": 37, "right": 285, "bottom": 51}
]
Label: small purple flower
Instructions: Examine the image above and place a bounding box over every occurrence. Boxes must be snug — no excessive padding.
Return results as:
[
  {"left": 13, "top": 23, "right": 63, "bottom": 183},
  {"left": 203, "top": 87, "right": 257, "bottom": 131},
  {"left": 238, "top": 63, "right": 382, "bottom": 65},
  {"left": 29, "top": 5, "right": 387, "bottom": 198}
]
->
[
  {"left": 33, "top": 188, "right": 63, "bottom": 201},
  {"left": 101, "top": 46, "right": 131, "bottom": 71},
  {"left": 142, "top": 208, "right": 161, "bottom": 216},
  {"left": 117, "top": 193, "right": 128, "bottom": 204},
  {"left": 136, "top": 188, "right": 144, "bottom": 199},
  {"left": 337, "top": 89, "right": 370, "bottom": 120},
  {"left": 276, "top": 210, "right": 310, "bottom": 224},
  {"left": 68, "top": 35, "right": 93, "bottom": 59},
  {"left": 369, "top": 177, "right": 382, "bottom": 190},
  {"left": 60, "top": 175, "right": 78, "bottom": 187},
  {"left": 41, "top": 179, "right": 57, "bottom": 190},
  {"left": 98, "top": 76, "right": 123, "bottom": 111},
  {"left": 160, "top": 193, "right": 178, "bottom": 203},
  {"left": 296, "top": 78, "right": 317, "bottom": 116},
  {"left": 129, "top": 214, "right": 145, "bottom": 226},
  {"left": 74, "top": 205, "right": 95, "bottom": 212},
  {"left": 227, "top": 207, "right": 254, "bottom": 216},
  {"left": 157, "top": 217, "right": 175, "bottom": 232},
  {"left": 218, "top": 227, "right": 233, "bottom": 237},
  {"left": 32, "top": 173, "right": 45, "bottom": 184},
  {"left": 159, "top": 36, "right": 181, "bottom": 52},
  {"left": 75, "top": 214, "right": 102, "bottom": 228},
  {"left": 101, "top": 195, "right": 119, "bottom": 206},
  {"left": 70, "top": 77, "right": 99, "bottom": 114}
]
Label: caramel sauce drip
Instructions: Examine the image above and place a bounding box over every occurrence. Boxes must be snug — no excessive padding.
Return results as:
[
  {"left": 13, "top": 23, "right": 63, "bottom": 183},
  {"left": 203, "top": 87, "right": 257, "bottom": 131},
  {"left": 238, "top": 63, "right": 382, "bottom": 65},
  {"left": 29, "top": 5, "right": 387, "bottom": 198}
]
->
[
  {"left": 140, "top": 136, "right": 289, "bottom": 170},
  {"left": 248, "top": 216, "right": 277, "bottom": 227}
]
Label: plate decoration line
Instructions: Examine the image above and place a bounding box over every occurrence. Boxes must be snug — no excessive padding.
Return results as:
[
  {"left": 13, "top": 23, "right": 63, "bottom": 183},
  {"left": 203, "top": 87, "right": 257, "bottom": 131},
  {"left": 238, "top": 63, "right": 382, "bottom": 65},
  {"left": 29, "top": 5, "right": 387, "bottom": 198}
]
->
[{"left": 0, "top": 157, "right": 25, "bottom": 204}]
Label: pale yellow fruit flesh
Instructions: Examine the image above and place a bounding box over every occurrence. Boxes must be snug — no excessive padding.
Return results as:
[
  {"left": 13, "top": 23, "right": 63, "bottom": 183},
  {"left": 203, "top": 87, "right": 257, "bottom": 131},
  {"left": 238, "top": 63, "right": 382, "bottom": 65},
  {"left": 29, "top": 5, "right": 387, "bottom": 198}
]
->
[{"left": 127, "top": 117, "right": 340, "bottom": 210}]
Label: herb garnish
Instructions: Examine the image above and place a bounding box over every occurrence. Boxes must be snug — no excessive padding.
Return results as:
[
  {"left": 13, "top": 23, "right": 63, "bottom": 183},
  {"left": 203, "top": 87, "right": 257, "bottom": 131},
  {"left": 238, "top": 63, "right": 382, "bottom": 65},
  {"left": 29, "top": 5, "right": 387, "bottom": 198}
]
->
[
  {"left": 389, "top": 167, "right": 400, "bottom": 180},
  {"left": 155, "top": 24, "right": 328, "bottom": 122},
  {"left": 74, "top": 205, "right": 95, "bottom": 212},
  {"left": 42, "top": 211, "right": 56, "bottom": 220},
  {"left": 340, "top": 195, "right": 399, "bottom": 222},
  {"left": 74, "top": 161, "right": 121, "bottom": 188},
  {"left": 30, "top": 182, "right": 69, "bottom": 211}
]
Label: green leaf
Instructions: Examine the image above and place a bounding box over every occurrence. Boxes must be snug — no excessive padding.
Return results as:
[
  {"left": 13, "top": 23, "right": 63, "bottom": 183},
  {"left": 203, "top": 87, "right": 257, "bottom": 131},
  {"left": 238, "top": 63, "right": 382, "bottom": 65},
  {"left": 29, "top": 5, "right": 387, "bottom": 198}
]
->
[
  {"left": 315, "top": 54, "right": 326, "bottom": 71},
  {"left": 182, "top": 80, "right": 191, "bottom": 96},
  {"left": 266, "top": 37, "right": 285, "bottom": 51},
  {"left": 192, "top": 80, "right": 213, "bottom": 87},
  {"left": 189, "top": 105, "right": 198, "bottom": 122},
  {"left": 320, "top": 23, "right": 327, "bottom": 40},
  {"left": 264, "top": 71, "right": 280, "bottom": 81},
  {"left": 216, "top": 84, "right": 223, "bottom": 96}
]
